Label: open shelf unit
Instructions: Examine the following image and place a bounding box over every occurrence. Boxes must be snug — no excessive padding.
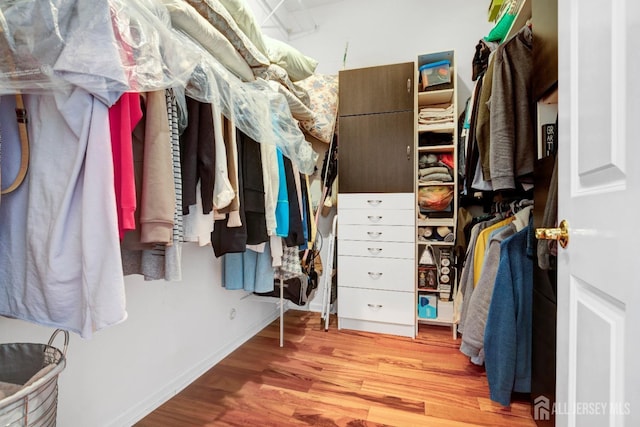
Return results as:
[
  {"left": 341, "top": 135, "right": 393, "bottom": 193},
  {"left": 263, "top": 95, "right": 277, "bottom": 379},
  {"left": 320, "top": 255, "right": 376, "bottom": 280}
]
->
[{"left": 415, "top": 50, "right": 458, "bottom": 339}]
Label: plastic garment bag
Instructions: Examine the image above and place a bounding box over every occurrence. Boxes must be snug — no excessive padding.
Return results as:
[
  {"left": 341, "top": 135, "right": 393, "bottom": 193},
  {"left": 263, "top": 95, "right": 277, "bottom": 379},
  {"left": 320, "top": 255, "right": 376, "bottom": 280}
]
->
[{"left": 0, "top": 0, "right": 317, "bottom": 173}]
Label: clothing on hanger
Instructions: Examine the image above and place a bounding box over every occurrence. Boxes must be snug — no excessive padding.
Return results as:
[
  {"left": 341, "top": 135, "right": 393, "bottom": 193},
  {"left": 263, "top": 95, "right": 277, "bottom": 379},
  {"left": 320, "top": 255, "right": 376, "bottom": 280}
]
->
[{"left": 484, "top": 223, "right": 534, "bottom": 406}]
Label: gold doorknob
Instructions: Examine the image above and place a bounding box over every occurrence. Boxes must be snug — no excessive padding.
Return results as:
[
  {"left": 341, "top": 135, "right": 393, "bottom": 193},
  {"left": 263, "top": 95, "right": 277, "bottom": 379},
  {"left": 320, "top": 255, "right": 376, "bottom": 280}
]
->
[{"left": 535, "top": 219, "right": 569, "bottom": 248}]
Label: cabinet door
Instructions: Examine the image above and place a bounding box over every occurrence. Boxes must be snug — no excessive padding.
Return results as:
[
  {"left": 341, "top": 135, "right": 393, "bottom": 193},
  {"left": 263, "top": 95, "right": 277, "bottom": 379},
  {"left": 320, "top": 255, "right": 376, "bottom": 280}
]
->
[
  {"left": 338, "top": 111, "right": 414, "bottom": 193},
  {"left": 339, "top": 62, "right": 414, "bottom": 116}
]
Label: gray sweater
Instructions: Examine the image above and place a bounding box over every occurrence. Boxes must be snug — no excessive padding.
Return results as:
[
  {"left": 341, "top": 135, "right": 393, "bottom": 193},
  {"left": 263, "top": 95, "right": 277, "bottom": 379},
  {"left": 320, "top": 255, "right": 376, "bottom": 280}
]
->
[
  {"left": 457, "top": 214, "right": 505, "bottom": 335},
  {"left": 489, "top": 26, "right": 534, "bottom": 191}
]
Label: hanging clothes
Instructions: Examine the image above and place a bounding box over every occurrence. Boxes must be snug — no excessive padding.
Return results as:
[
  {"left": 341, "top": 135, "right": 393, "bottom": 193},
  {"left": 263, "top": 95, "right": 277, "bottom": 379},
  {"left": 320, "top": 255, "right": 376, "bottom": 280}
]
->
[
  {"left": 458, "top": 203, "right": 532, "bottom": 373},
  {"left": 239, "top": 130, "right": 269, "bottom": 246},
  {"left": 223, "top": 241, "right": 275, "bottom": 293},
  {"left": 0, "top": 0, "right": 323, "bottom": 339},
  {"left": 211, "top": 133, "right": 247, "bottom": 257},
  {"left": 463, "top": 77, "right": 484, "bottom": 194},
  {"left": 484, "top": 222, "right": 534, "bottom": 406},
  {"left": 275, "top": 148, "right": 290, "bottom": 238},
  {"left": 216, "top": 115, "right": 242, "bottom": 227},
  {"left": 121, "top": 90, "right": 176, "bottom": 250},
  {"left": 282, "top": 155, "right": 305, "bottom": 248},
  {"left": 180, "top": 97, "right": 216, "bottom": 215},
  {"left": 121, "top": 89, "right": 184, "bottom": 281},
  {"left": 457, "top": 214, "right": 506, "bottom": 334},
  {"left": 460, "top": 223, "right": 516, "bottom": 361},
  {"left": 183, "top": 181, "right": 215, "bottom": 246},
  {"left": 475, "top": 53, "right": 496, "bottom": 182},
  {"left": 472, "top": 215, "right": 516, "bottom": 286},
  {"left": 260, "top": 142, "right": 279, "bottom": 236},
  {"left": 165, "top": 88, "right": 184, "bottom": 281},
  {"left": 489, "top": 25, "right": 534, "bottom": 191},
  {"left": 0, "top": 91, "right": 126, "bottom": 338},
  {"left": 109, "top": 92, "right": 143, "bottom": 240},
  {"left": 220, "top": 130, "right": 274, "bottom": 292}
]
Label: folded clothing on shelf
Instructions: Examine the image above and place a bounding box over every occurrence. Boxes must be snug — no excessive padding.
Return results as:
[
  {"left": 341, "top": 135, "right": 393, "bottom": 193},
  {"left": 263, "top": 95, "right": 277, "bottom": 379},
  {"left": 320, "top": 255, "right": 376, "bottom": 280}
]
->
[
  {"left": 418, "top": 105, "right": 454, "bottom": 131},
  {"left": 418, "top": 153, "right": 454, "bottom": 182},
  {"left": 419, "top": 132, "right": 453, "bottom": 147}
]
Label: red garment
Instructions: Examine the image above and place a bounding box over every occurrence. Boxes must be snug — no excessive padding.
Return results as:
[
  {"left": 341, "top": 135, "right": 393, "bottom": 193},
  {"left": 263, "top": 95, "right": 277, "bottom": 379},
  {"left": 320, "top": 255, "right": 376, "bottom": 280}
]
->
[
  {"left": 440, "top": 153, "right": 455, "bottom": 169},
  {"left": 109, "top": 92, "right": 143, "bottom": 240}
]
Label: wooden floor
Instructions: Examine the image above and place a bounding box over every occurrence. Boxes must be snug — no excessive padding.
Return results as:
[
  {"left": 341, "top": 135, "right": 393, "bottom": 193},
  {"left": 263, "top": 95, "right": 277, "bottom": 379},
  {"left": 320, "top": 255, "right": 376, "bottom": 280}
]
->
[{"left": 136, "top": 310, "right": 536, "bottom": 427}]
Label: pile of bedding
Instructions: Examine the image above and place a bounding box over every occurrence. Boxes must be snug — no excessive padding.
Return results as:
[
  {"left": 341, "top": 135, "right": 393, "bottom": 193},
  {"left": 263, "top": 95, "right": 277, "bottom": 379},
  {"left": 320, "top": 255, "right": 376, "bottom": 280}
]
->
[{"left": 163, "top": 0, "right": 339, "bottom": 144}]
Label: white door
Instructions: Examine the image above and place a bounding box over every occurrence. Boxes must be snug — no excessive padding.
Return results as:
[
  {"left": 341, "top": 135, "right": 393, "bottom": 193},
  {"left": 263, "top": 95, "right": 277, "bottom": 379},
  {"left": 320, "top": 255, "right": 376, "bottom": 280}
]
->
[{"left": 554, "top": 0, "right": 640, "bottom": 425}]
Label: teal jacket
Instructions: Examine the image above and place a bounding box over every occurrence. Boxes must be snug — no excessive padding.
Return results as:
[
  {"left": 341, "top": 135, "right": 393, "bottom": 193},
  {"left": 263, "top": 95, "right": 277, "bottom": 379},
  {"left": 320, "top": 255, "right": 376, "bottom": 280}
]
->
[{"left": 484, "top": 223, "right": 533, "bottom": 406}]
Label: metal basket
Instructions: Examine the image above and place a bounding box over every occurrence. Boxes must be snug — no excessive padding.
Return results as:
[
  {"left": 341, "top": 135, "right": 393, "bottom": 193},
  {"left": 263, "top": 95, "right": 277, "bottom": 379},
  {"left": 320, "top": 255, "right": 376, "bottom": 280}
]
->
[{"left": 0, "top": 330, "right": 69, "bottom": 427}]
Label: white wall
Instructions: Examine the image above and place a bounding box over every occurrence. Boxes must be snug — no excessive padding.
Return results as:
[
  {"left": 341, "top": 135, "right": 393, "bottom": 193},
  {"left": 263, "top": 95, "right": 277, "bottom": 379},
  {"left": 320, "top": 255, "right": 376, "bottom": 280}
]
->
[
  {"left": 0, "top": 245, "right": 281, "bottom": 426},
  {"left": 0, "top": 3, "right": 493, "bottom": 426}
]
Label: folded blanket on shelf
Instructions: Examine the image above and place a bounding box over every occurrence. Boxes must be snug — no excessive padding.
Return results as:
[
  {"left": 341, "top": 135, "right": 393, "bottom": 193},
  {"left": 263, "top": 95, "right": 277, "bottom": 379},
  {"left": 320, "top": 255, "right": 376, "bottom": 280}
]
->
[
  {"left": 419, "top": 174, "right": 453, "bottom": 183},
  {"left": 418, "top": 104, "right": 455, "bottom": 131}
]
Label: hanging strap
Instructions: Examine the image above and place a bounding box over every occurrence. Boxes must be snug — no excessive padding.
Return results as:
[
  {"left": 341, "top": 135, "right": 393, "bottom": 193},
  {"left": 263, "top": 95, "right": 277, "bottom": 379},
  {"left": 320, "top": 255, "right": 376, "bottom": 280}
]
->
[{"left": 1, "top": 94, "right": 30, "bottom": 195}]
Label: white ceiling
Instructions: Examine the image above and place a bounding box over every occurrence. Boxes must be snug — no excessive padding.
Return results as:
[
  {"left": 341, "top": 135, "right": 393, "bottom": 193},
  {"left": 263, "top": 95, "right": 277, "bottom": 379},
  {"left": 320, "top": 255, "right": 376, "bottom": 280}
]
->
[
  {"left": 249, "top": 0, "right": 346, "bottom": 39},
  {"left": 280, "top": 0, "right": 345, "bottom": 12}
]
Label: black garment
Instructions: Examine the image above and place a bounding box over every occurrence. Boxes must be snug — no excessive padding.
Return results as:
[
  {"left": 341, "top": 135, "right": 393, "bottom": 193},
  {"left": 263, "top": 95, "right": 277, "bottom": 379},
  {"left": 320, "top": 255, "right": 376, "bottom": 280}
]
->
[
  {"left": 418, "top": 132, "right": 453, "bottom": 147},
  {"left": 211, "top": 133, "right": 247, "bottom": 257},
  {"left": 180, "top": 98, "right": 215, "bottom": 215},
  {"left": 282, "top": 156, "right": 305, "bottom": 247},
  {"left": 211, "top": 129, "right": 270, "bottom": 256},
  {"left": 321, "top": 134, "right": 338, "bottom": 188},
  {"left": 300, "top": 174, "right": 312, "bottom": 244},
  {"left": 472, "top": 39, "right": 494, "bottom": 82},
  {"left": 464, "top": 75, "right": 484, "bottom": 194},
  {"left": 238, "top": 131, "right": 268, "bottom": 245},
  {"left": 457, "top": 102, "right": 468, "bottom": 179}
]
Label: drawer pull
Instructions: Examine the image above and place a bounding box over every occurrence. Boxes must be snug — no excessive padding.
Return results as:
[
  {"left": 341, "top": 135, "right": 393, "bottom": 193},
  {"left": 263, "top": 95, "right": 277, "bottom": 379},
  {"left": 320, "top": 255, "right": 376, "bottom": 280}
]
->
[
  {"left": 367, "top": 247, "right": 383, "bottom": 255},
  {"left": 367, "top": 215, "right": 382, "bottom": 223},
  {"left": 366, "top": 199, "right": 382, "bottom": 206},
  {"left": 367, "top": 231, "right": 382, "bottom": 238},
  {"left": 367, "top": 272, "right": 383, "bottom": 279},
  {"left": 367, "top": 303, "right": 383, "bottom": 311}
]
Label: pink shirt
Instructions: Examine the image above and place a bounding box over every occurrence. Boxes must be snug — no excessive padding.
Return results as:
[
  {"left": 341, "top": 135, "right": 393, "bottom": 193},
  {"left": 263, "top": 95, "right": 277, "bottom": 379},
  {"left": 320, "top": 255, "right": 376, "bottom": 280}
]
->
[{"left": 109, "top": 92, "right": 143, "bottom": 240}]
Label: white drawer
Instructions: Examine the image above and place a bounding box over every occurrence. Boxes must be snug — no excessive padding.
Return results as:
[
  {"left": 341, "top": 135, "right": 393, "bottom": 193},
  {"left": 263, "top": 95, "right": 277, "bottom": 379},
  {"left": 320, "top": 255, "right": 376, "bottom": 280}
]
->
[
  {"left": 338, "top": 224, "right": 414, "bottom": 243},
  {"left": 338, "top": 287, "right": 414, "bottom": 325},
  {"left": 338, "top": 256, "right": 415, "bottom": 292},
  {"left": 338, "top": 209, "right": 414, "bottom": 226},
  {"left": 338, "top": 240, "right": 414, "bottom": 260},
  {"left": 338, "top": 193, "right": 414, "bottom": 210}
]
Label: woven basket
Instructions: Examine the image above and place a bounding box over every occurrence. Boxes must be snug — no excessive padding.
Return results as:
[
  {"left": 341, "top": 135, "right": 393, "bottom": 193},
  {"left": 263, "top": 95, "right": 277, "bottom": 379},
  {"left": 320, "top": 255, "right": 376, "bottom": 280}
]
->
[{"left": 0, "top": 330, "right": 69, "bottom": 427}]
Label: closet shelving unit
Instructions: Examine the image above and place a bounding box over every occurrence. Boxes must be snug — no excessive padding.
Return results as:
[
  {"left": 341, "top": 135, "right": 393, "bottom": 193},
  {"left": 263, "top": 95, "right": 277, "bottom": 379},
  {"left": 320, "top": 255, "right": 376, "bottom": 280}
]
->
[
  {"left": 415, "top": 50, "right": 458, "bottom": 339},
  {"left": 336, "top": 62, "right": 416, "bottom": 339}
]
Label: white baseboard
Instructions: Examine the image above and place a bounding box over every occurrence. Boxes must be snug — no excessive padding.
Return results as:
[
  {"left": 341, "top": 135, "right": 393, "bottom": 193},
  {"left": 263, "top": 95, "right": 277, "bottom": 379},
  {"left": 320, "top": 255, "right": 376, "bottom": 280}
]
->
[
  {"left": 109, "top": 307, "right": 281, "bottom": 427},
  {"left": 308, "top": 301, "right": 323, "bottom": 313}
]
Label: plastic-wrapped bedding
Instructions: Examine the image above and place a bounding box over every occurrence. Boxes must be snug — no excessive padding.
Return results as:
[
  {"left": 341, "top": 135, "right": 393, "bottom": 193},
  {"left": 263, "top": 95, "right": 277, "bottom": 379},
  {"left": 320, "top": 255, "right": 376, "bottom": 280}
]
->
[
  {"left": 0, "top": 0, "right": 197, "bottom": 98},
  {"left": 0, "top": 0, "right": 317, "bottom": 173},
  {"left": 180, "top": 29, "right": 318, "bottom": 174}
]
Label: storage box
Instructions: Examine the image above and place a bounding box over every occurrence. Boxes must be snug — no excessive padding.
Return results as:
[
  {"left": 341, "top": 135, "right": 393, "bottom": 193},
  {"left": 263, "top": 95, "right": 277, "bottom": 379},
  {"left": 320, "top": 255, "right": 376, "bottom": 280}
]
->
[
  {"left": 417, "top": 294, "right": 437, "bottom": 319},
  {"left": 436, "top": 300, "right": 454, "bottom": 322},
  {"left": 419, "top": 60, "right": 451, "bottom": 91},
  {"left": 418, "top": 265, "right": 438, "bottom": 290}
]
